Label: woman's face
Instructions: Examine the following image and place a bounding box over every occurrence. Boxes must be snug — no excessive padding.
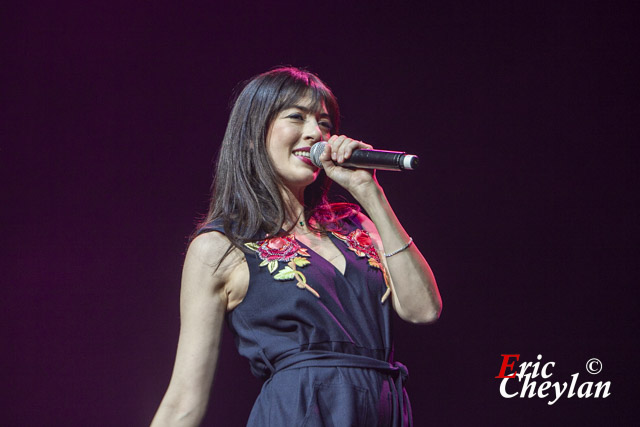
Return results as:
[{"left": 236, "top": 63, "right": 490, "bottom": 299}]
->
[{"left": 265, "top": 95, "right": 333, "bottom": 193}]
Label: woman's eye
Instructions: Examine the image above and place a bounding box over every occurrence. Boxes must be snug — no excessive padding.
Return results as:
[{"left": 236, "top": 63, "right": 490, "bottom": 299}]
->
[
  {"left": 287, "top": 113, "right": 304, "bottom": 120},
  {"left": 319, "top": 121, "right": 333, "bottom": 130}
]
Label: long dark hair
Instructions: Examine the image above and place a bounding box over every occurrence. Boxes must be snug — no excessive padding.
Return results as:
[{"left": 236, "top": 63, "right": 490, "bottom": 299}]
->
[{"left": 196, "top": 67, "right": 357, "bottom": 252}]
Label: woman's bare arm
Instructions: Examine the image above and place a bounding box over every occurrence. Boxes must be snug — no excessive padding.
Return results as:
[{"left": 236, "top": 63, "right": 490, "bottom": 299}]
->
[
  {"left": 358, "top": 204, "right": 441, "bottom": 324},
  {"left": 151, "top": 232, "right": 246, "bottom": 426},
  {"left": 319, "top": 136, "right": 442, "bottom": 324}
]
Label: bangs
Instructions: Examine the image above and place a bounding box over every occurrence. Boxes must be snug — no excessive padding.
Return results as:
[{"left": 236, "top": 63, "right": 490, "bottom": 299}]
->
[{"left": 272, "top": 73, "right": 340, "bottom": 132}]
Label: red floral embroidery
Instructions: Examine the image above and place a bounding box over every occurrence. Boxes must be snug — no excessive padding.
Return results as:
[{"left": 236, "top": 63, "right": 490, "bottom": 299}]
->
[
  {"left": 348, "top": 230, "right": 379, "bottom": 261},
  {"left": 254, "top": 235, "right": 301, "bottom": 262},
  {"left": 244, "top": 235, "right": 317, "bottom": 298},
  {"left": 332, "top": 228, "right": 391, "bottom": 303},
  {"left": 333, "top": 229, "right": 381, "bottom": 266},
  {"left": 244, "top": 228, "right": 391, "bottom": 302}
]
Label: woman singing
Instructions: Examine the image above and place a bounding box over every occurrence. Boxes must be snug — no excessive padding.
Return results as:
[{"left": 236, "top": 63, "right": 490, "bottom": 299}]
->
[{"left": 151, "top": 67, "right": 441, "bottom": 426}]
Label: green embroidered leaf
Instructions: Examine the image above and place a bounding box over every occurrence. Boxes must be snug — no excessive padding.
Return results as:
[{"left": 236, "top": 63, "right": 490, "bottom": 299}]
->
[
  {"left": 368, "top": 258, "right": 380, "bottom": 268},
  {"left": 332, "top": 232, "right": 347, "bottom": 241},
  {"left": 268, "top": 260, "right": 278, "bottom": 274},
  {"left": 274, "top": 266, "right": 295, "bottom": 280},
  {"left": 245, "top": 242, "right": 259, "bottom": 251},
  {"left": 259, "top": 259, "right": 269, "bottom": 267},
  {"left": 293, "top": 257, "right": 310, "bottom": 267}
]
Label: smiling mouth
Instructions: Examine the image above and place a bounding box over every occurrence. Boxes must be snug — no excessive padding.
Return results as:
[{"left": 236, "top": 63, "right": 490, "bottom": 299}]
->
[
  {"left": 292, "top": 150, "right": 310, "bottom": 158},
  {"left": 292, "top": 149, "right": 317, "bottom": 168}
]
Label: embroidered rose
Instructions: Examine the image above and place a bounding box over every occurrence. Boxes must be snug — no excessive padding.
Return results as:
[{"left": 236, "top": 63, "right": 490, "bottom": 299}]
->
[
  {"left": 332, "top": 228, "right": 391, "bottom": 303},
  {"left": 245, "top": 235, "right": 317, "bottom": 298},
  {"left": 354, "top": 230, "right": 371, "bottom": 246},
  {"left": 333, "top": 229, "right": 381, "bottom": 266},
  {"left": 255, "top": 235, "right": 301, "bottom": 262}
]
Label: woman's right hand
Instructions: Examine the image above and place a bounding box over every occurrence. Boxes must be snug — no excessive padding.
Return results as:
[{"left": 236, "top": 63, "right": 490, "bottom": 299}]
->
[{"left": 318, "top": 135, "right": 382, "bottom": 203}]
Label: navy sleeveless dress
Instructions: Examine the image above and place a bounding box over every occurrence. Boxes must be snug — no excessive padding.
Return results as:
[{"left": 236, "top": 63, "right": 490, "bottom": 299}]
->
[{"left": 199, "top": 215, "right": 412, "bottom": 426}]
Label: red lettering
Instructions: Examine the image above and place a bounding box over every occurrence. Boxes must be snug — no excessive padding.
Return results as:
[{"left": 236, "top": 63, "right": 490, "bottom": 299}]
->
[{"left": 495, "top": 354, "right": 520, "bottom": 378}]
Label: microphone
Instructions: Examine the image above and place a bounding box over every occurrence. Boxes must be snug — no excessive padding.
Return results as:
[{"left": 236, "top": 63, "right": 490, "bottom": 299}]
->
[{"left": 309, "top": 141, "right": 419, "bottom": 171}]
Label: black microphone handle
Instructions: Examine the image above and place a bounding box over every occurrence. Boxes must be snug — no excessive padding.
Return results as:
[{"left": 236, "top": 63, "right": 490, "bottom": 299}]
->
[
  {"left": 341, "top": 149, "right": 415, "bottom": 171},
  {"left": 309, "top": 141, "right": 419, "bottom": 171}
]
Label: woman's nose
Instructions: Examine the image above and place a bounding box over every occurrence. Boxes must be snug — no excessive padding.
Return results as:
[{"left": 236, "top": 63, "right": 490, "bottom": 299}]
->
[{"left": 303, "top": 119, "right": 322, "bottom": 142}]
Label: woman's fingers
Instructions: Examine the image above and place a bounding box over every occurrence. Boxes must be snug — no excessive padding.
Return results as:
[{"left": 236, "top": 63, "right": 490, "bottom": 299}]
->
[
  {"left": 319, "top": 141, "right": 336, "bottom": 170},
  {"left": 327, "top": 135, "right": 372, "bottom": 164},
  {"left": 327, "top": 135, "right": 343, "bottom": 161},
  {"left": 320, "top": 137, "right": 377, "bottom": 196}
]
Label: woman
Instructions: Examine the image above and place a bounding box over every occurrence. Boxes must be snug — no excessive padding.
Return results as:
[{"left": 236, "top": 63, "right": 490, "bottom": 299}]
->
[{"left": 151, "top": 67, "right": 442, "bottom": 426}]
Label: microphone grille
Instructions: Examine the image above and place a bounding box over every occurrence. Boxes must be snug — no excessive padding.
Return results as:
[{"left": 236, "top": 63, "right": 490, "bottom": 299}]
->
[{"left": 309, "top": 141, "right": 327, "bottom": 168}]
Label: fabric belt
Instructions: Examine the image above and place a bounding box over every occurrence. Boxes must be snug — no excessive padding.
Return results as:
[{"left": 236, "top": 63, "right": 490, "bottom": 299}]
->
[{"left": 261, "top": 350, "right": 412, "bottom": 427}]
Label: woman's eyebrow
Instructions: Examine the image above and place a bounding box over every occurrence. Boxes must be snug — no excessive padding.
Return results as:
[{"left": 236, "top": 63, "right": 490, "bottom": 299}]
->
[{"left": 289, "top": 105, "right": 331, "bottom": 119}]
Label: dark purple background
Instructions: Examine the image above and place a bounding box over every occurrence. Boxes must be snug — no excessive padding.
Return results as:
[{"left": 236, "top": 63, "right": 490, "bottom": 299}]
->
[{"left": 2, "top": 1, "right": 638, "bottom": 426}]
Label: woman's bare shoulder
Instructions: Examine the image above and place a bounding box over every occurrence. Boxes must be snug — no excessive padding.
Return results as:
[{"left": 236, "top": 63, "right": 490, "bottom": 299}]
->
[
  {"left": 186, "top": 231, "right": 249, "bottom": 311},
  {"left": 189, "top": 229, "right": 245, "bottom": 261}
]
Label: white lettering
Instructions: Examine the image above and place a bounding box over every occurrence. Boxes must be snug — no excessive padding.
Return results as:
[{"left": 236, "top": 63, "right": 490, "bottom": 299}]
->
[
  {"left": 593, "top": 381, "right": 611, "bottom": 398},
  {"left": 530, "top": 354, "right": 543, "bottom": 378},
  {"left": 577, "top": 381, "right": 593, "bottom": 398},
  {"left": 537, "top": 381, "right": 551, "bottom": 398},
  {"left": 520, "top": 375, "right": 537, "bottom": 398},
  {"left": 541, "top": 361, "right": 555, "bottom": 378},
  {"left": 498, "top": 356, "right": 612, "bottom": 405},
  {"left": 567, "top": 373, "right": 579, "bottom": 398},
  {"left": 548, "top": 381, "right": 568, "bottom": 405},
  {"left": 500, "top": 378, "right": 518, "bottom": 398}
]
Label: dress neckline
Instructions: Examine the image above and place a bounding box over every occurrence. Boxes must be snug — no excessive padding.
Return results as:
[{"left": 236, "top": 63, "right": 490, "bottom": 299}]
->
[{"left": 293, "top": 233, "right": 350, "bottom": 278}]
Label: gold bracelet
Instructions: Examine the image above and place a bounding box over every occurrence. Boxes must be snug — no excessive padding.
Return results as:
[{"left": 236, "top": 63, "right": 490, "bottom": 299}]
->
[{"left": 384, "top": 237, "right": 413, "bottom": 257}]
